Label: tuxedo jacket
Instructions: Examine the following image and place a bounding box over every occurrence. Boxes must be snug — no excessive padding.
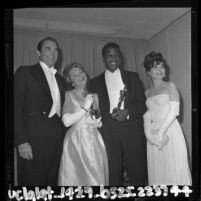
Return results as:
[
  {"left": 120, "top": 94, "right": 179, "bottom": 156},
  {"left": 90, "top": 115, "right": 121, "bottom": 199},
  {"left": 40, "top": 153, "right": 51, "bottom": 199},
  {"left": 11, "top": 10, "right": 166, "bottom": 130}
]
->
[
  {"left": 14, "top": 63, "right": 67, "bottom": 147},
  {"left": 90, "top": 69, "right": 148, "bottom": 186},
  {"left": 90, "top": 69, "right": 147, "bottom": 121}
]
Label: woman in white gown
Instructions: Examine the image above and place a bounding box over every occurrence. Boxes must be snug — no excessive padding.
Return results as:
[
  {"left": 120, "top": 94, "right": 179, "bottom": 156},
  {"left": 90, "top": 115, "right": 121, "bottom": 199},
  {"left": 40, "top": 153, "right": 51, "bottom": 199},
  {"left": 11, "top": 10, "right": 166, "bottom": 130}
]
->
[
  {"left": 58, "top": 62, "right": 109, "bottom": 186},
  {"left": 142, "top": 52, "right": 191, "bottom": 185}
]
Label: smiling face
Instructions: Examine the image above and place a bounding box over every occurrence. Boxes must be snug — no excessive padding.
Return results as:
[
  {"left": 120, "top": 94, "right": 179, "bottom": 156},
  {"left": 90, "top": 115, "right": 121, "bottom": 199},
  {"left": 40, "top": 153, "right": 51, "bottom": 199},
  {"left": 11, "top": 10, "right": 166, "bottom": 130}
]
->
[
  {"left": 37, "top": 39, "right": 58, "bottom": 68},
  {"left": 103, "top": 47, "right": 121, "bottom": 72},
  {"left": 68, "top": 66, "right": 88, "bottom": 89},
  {"left": 148, "top": 61, "right": 166, "bottom": 80}
]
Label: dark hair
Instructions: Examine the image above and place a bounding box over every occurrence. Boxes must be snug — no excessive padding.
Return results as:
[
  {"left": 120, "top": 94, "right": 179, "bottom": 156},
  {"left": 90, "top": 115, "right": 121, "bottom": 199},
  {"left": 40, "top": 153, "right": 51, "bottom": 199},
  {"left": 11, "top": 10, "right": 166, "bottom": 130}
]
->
[
  {"left": 37, "top": 37, "right": 59, "bottom": 51},
  {"left": 102, "top": 42, "right": 121, "bottom": 57},
  {"left": 63, "top": 62, "right": 90, "bottom": 90},
  {"left": 143, "top": 51, "right": 170, "bottom": 81}
]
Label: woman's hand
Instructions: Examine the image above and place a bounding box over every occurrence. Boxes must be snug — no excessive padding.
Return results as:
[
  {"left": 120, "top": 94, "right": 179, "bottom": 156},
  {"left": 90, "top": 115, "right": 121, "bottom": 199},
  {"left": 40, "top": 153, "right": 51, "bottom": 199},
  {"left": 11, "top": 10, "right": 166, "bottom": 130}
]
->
[
  {"left": 147, "top": 129, "right": 159, "bottom": 146},
  {"left": 147, "top": 129, "right": 169, "bottom": 149},
  {"left": 157, "top": 131, "right": 169, "bottom": 150},
  {"left": 86, "top": 116, "right": 102, "bottom": 128}
]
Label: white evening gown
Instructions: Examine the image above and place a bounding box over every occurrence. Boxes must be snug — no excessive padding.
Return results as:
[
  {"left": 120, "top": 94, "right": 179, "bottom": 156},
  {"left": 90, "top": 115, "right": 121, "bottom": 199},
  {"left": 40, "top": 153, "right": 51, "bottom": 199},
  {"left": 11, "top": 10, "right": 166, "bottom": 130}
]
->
[
  {"left": 145, "top": 94, "right": 191, "bottom": 185},
  {"left": 58, "top": 91, "right": 109, "bottom": 186}
]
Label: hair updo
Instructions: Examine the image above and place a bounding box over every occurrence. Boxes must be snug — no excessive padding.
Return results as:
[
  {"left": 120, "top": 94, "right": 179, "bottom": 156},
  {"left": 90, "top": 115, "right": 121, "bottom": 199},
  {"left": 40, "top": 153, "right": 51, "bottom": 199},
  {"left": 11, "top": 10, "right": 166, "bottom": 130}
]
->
[{"left": 143, "top": 51, "right": 170, "bottom": 81}]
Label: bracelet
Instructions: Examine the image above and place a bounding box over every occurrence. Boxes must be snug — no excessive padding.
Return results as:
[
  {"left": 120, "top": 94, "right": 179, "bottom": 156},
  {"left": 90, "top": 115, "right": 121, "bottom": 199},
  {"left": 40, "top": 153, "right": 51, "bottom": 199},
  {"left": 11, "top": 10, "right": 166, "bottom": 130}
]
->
[{"left": 81, "top": 107, "right": 88, "bottom": 113}]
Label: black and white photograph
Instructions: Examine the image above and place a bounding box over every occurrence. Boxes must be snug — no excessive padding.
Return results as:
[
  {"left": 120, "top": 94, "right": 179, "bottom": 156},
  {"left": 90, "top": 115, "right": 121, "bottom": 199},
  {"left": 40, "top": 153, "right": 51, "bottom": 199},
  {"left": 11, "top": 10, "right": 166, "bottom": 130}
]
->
[{"left": 5, "top": 6, "right": 199, "bottom": 199}]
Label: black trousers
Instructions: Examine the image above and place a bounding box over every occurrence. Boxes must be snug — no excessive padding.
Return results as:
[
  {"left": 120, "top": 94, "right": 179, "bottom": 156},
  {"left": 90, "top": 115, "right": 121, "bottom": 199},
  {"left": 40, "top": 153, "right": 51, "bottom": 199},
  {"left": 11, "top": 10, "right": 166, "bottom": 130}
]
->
[
  {"left": 101, "top": 118, "right": 147, "bottom": 186},
  {"left": 17, "top": 114, "right": 66, "bottom": 186}
]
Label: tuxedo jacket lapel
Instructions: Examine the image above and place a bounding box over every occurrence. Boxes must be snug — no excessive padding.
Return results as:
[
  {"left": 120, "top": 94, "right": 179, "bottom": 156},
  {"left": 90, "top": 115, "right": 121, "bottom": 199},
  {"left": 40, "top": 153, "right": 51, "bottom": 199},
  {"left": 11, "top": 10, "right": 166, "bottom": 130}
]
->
[
  {"left": 98, "top": 73, "right": 110, "bottom": 114},
  {"left": 55, "top": 73, "right": 65, "bottom": 106},
  {"left": 30, "top": 63, "right": 52, "bottom": 99},
  {"left": 31, "top": 63, "right": 66, "bottom": 107},
  {"left": 100, "top": 73, "right": 108, "bottom": 97},
  {"left": 120, "top": 69, "right": 131, "bottom": 108}
]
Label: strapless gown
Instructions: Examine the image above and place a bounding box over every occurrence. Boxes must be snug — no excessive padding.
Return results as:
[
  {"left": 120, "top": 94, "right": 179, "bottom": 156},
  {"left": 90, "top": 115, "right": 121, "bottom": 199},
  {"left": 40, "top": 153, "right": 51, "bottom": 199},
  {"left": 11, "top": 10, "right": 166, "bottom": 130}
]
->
[
  {"left": 58, "top": 91, "right": 109, "bottom": 186},
  {"left": 146, "top": 94, "right": 191, "bottom": 185}
]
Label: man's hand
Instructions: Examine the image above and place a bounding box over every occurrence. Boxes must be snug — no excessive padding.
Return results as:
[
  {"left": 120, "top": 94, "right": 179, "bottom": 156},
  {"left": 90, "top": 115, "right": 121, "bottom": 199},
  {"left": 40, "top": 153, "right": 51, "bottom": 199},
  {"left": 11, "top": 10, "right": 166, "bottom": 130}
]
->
[
  {"left": 18, "top": 142, "right": 33, "bottom": 160},
  {"left": 111, "top": 109, "right": 129, "bottom": 122}
]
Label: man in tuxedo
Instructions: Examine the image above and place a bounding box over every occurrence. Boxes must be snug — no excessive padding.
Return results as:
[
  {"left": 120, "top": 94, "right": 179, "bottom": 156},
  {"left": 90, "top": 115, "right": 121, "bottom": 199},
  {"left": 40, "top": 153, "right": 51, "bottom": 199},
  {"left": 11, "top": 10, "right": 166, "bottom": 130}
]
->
[
  {"left": 90, "top": 42, "right": 147, "bottom": 186},
  {"left": 14, "top": 37, "right": 67, "bottom": 185}
]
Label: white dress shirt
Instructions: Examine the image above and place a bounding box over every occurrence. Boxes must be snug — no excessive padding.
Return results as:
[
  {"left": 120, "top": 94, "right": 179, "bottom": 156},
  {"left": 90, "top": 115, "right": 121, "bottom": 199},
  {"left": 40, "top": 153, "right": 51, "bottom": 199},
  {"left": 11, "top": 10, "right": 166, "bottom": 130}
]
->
[
  {"left": 105, "top": 68, "right": 125, "bottom": 113},
  {"left": 40, "top": 61, "right": 61, "bottom": 118}
]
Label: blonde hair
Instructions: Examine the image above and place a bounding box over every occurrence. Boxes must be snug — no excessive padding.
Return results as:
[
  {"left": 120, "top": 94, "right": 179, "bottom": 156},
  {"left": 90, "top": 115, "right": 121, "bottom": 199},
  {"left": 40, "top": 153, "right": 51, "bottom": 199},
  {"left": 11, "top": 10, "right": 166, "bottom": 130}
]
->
[{"left": 63, "top": 62, "right": 89, "bottom": 90}]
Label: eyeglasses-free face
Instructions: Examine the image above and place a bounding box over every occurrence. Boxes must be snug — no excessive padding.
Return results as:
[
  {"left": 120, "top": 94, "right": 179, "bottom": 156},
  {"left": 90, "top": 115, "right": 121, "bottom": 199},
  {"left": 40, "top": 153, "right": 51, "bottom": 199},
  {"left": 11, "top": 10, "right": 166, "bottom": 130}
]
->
[
  {"left": 148, "top": 61, "right": 166, "bottom": 80},
  {"left": 103, "top": 47, "right": 121, "bottom": 72},
  {"left": 37, "top": 40, "right": 59, "bottom": 68},
  {"left": 68, "top": 67, "right": 88, "bottom": 88}
]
